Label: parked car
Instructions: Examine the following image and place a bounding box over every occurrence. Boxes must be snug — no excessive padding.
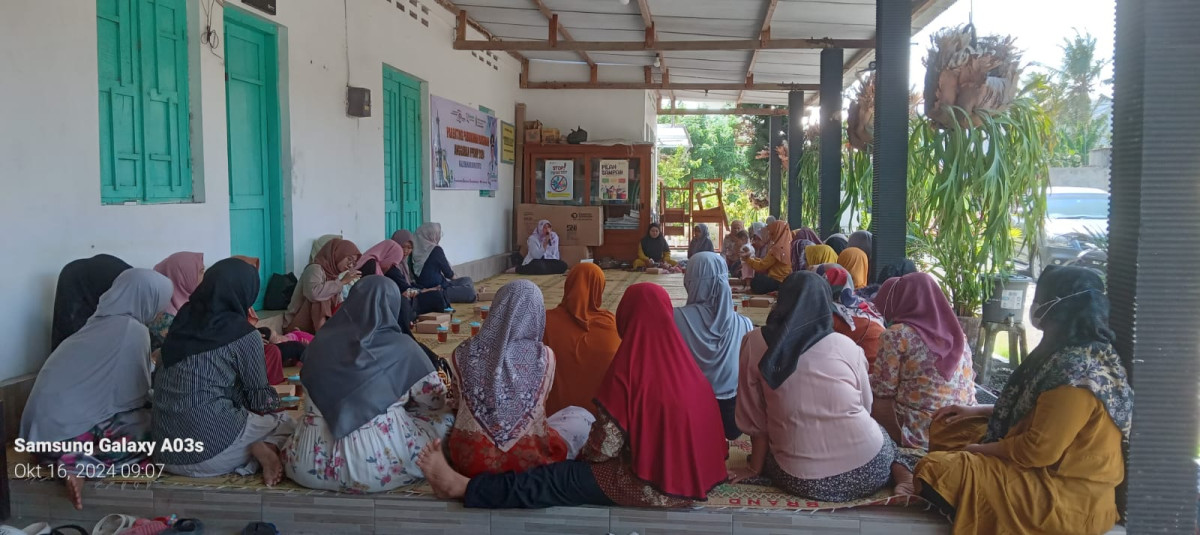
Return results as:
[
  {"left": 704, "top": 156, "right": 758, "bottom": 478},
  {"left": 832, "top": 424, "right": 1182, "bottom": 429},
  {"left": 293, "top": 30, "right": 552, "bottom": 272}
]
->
[{"left": 1017, "top": 186, "right": 1110, "bottom": 279}]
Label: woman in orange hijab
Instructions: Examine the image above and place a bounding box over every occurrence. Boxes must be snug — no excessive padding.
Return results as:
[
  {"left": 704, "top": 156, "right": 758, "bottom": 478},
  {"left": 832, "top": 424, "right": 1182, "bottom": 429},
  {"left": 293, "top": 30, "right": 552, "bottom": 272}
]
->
[
  {"left": 543, "top": 263, "right": 621, "bottom": 416},
  {"left": 741, "top": 220, "right": 793, "bottom": 294},
  {"left": 837, "top": 247, "right": 871, "bottom": 290}
]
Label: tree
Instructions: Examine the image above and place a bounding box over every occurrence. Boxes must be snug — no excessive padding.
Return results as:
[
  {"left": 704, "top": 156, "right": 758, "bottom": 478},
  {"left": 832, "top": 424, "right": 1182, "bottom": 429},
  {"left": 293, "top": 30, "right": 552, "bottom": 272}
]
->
[{"left": 1034, "top": 30, "right": 1111, "bottom": 167}]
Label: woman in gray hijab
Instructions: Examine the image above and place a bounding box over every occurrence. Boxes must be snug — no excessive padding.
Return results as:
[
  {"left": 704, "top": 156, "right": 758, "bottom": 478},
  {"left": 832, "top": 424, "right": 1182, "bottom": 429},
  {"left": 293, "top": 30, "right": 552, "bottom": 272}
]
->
[
  {"left": 284, "top": 276, "right": 455, "bottom": 492},
  {"left": 21, "top": 268, "right": 172, "bottom": 510}
]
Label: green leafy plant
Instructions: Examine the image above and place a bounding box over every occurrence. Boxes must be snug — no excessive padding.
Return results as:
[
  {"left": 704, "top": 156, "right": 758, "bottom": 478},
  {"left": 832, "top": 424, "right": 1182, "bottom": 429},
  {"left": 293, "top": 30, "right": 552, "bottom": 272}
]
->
[{"left": 906, "top": 97, "right": 1053, "bottom": 316}]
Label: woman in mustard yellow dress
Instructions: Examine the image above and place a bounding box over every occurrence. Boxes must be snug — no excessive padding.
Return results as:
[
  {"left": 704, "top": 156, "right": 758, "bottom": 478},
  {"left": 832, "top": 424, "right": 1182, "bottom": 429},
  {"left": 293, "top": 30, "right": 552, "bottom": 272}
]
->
[{"left": 914, "top": 266, "right": 1132, "bottom": 535}]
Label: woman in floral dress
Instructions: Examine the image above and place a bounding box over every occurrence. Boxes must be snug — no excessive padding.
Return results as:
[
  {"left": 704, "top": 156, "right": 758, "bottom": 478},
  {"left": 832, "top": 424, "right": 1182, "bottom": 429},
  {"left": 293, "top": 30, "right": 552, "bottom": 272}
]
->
[
  {"left": 870, "top": 272, "right": 976, "bottom": 449},
  {"left": 284, "top": 276, "right": 454, "bottom": 492}
]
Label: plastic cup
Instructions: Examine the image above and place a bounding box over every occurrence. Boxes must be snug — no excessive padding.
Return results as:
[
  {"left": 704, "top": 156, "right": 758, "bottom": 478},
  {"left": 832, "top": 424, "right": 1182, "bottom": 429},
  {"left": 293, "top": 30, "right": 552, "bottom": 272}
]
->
[
  {"left": 741, "top": 295, "right": 750, "bottom": 307},
  {"left": 451, "top": 319, "right": 462, "bottom": 334},
  {"left": 469, "top": 322, "right": 481, "bottom": 336},
  {"left": 437, "top": 326, "right": 449, "bottom": 343},
  {"left": 480, "top": 305, "right": 490, "bottom": 320}
]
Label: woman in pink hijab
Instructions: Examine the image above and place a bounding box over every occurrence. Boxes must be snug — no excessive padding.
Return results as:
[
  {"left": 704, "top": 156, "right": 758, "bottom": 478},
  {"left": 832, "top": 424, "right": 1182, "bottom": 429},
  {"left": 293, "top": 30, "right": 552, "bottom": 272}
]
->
[{"left": 148, "top": 252, "right": 205, "bottom": 351}]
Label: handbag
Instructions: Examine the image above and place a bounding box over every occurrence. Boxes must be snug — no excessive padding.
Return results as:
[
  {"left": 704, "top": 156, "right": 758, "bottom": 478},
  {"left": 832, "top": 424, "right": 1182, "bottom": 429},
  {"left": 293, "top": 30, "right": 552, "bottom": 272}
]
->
[{"left": 263, "top": 272, "right": 297, "bottom": 310}]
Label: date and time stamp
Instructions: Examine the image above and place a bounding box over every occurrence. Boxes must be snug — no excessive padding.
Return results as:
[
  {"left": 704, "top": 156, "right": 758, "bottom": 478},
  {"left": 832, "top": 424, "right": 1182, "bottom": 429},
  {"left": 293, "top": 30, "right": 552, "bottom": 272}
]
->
[{"left": 11, "top": 438, "right": 204, "bottom": 481}]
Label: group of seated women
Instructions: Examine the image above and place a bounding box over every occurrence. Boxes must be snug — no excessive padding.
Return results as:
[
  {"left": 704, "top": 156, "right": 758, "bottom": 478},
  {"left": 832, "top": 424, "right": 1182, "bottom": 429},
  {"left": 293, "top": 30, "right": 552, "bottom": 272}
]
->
[{"left": 23, "top": 230, "right": 1130, "bottom": 533}]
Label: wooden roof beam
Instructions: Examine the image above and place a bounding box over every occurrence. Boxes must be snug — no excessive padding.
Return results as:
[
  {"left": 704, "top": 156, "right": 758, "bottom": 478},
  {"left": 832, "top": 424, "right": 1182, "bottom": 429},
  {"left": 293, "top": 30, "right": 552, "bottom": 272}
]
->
[
  {"left": 521, "top": 81, "right": 820, "bottom": 91},
  {"left": 635, "top": 0, "right": 675, "bottom": 104},
  {"left": 529, "top": 0, "right": 595, "bottom": 67},
  {"left": 433, "top": 0, "right": 527, "bottom": 63},
  {"left": 659, "top": 107, "right": 789, "bottom": 116},
  {"left": 454, "top": 37, "right": 874, "bottom": 52},
  {"left": 737, "top": 0, "right": 780, "bottom": 106}
]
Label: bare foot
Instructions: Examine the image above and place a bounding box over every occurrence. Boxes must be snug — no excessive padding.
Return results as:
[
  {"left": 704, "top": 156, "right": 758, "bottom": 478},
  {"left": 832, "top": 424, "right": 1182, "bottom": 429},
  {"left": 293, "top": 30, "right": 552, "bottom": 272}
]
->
[
  {"left": 64, "top": 474, "right": 84, "bottom": 510},
  {"left": 891, "top": 462, "right": 915, "bottom": 496},
  {"left": 416, "top": 440, "right": 468, "bottom": 499},
  {"left": 250, "top": 442, "right": 283, "bottom": 487}
]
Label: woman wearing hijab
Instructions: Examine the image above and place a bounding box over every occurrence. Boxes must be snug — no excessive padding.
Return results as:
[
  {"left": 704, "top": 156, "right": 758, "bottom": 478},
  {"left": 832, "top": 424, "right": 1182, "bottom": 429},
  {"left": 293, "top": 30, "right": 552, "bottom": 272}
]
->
[
  {"left": 411, "top": 222, "right": 477, "bottom": 310},
  {"left": 871, "top": 273, "right": 976, "bottom": 450},
  {"left": 741, "top": 220, "right": 793, "bottom": 294},
  {"left": 825, "top": 234, "right": 849, "bottom": 255},
  {"left": 446, "top": 280, "right": 594, "bottom": 477},
  {"left": 748, "top": 221, "right": 767, "bottom": 256},
  {"left": 418, "top": 283, "right": 728, "bottom": 508},
  {"left": 792, "top": 227, "right": 821, "bottom": 245},
  {"left": 22, "top": 269, "right": 172, "bottom": 510},
  {"left": 50, "top": 254, "right": 132, "bottom": 350},
  {"left": 674, "top": 252, "right": 753, "bottom": 440},
  {"left": 632, "top": 222, "right": 677, "bottom": 269},
  {"left": 284, "top": 238, "right": 361, "bottom": 333},
  {"left": 309, "top": 234, "right": 342, "bottom": 264},
  {"left": 147, "top": 252, "right": 205, "bottom": 351},
  {"left": 284, "top": 277, "right": 455, "bottom": 492},
  {"left": 837, "top": 247, "right": 871, "bottom": 291},
  {"left": 544, "top": 263, "right": 621, "bottom": 416},
  {"left": 859, "top": 258, "right": 918, "bottom": 301},
  {"left": 354, "top": 239, "right": 422, "bottom": 328},
  {"left": 154, "top": 258, "right": 293, "bottom": 486},
  {"left": 813, "top": 264, "right": 886, "bottom": 363},
  {"left": 788, "top": 227, "right": 822, "bottom": 272},
  {"left": 687, "top": 223, "right": 715, "bottom": 258},
  {"left": 517, "top": 219, "right": 569, "bottom": 275},
  {"left": 731, "top": 271, "right": 911, "bottom": 501},
  {"left": 723, "top": 220, "right": 746, "bottom": 270},
  {"left": 804, "top": 244, "right": 839, "bottom": 270},
  {"left": 848, "top": 230, "right": 873, "bottom": 257},
  {"left": 914, "top": 267, "right": 1131, "bottom": 535}
]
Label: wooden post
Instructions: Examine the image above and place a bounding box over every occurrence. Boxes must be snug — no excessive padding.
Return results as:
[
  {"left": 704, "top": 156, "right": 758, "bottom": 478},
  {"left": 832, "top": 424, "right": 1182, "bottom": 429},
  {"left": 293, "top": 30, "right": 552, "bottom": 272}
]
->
[
  {"left": 456, "top": 10, "right": 467, "bottom": 42},
  {"left": 548, "top": 14, "right": 558, "bottom": 47},
  {"left": 769, "top": 115, "right": 783, "bottom": 219},
  {"left": 514, "top": 103, "right": 527, "bottom": 252}
]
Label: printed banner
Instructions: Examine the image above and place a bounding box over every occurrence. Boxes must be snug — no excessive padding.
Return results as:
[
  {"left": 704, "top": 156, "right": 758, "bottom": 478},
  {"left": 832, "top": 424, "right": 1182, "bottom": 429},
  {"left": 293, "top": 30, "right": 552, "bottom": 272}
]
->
[
  {"left": 598, "top": 159, "right": 629, "bottom": 201},
  {"left": 431, "top": 95, "right": 498, "bottom": 190},
  {"left": 544, "top": 160, "right": 574, "bottom": 200},
  {"left": 500, "top": 122, "right": 515, "bottom": 164}
]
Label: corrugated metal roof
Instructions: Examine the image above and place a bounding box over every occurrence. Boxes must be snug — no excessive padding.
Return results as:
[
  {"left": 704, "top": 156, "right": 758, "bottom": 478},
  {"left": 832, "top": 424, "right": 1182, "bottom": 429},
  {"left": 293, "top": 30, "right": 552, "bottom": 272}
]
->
[{"left": 454, "top": 0, "right": 958, "bottom": 105}]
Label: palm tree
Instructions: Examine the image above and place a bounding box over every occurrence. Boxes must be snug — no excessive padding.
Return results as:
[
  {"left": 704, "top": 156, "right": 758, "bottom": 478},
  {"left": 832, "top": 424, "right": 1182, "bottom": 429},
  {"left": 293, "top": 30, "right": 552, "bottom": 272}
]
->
[{"left": 1046, "top": 31, "right": 1111, "bottom": 166}]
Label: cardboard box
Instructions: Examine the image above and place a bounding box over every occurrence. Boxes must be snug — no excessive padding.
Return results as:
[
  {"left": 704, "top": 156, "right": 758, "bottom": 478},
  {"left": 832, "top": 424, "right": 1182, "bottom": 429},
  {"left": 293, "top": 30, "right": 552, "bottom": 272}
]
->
[
  {"left": 518, "top": 203, "right": 604, "bottom": 247},
  {"left": 476, "top": 287, "right": 497, "bottom": 301},
  {"left": 272, "top": 384, "right": 296, "bottom": 397},
  {"left": 418, "top": 312, "right": 451, "bottom": 323},
  {"left": 645, "top": 267, "right": 667, "bottom": 275},
  {"left": 559, "top": 245, "right": 592, "bottom": 266},
  {"left": 415, "top": 320, "right": 449, "bottom": 334},
  {"left": 541, "top": 128, "right": 560, "bottom": 143},
  {"left": 747, "top": 297, "right": 774, "bottom": 308}
]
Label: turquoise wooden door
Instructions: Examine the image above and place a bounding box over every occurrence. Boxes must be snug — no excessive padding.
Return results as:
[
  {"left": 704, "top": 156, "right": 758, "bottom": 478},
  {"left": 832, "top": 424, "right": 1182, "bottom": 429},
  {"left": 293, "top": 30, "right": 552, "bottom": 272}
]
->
[
  {"left": 224, "top": 9, "right": 282, "bottom": 306},
  {"left": 383, "top": 66, "right": 424, "bottom": 236}
]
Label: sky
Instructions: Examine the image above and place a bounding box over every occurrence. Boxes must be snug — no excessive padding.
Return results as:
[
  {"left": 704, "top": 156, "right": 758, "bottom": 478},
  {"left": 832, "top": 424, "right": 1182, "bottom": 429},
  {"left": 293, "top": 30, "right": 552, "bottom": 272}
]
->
[{"left": 911, "top": 0, "right": 1116, "bottom": 96}]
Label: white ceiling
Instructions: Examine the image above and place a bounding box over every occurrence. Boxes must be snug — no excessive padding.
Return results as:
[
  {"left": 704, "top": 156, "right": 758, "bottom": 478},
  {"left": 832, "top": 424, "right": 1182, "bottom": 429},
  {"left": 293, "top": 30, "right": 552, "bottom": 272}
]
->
[{"left": 453, "top": 0, "right": 958, "bottom": 105}]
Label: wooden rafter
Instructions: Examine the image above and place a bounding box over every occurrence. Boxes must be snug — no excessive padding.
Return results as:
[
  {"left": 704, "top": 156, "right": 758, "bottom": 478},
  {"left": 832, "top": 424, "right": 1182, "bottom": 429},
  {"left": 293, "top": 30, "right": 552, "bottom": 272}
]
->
[
  {"left": 454, "top": 37, "right": 874, "bottom": 52},
  {"left": 529, "top": 0, "right": 596, "bottom": 68},
  {"left": 432, "top": 0, "right": 527, "bottom": 63},
  {"left": 634, "top": 0, "right": 675, "bottom": 104},
  {"left": 737, "top": 0, "right": 780, "bottom": 106},
  {"left": 659, "top": 107, "right": 788, "bottom": 116},
  {"left": 522, "top": 81, "right": 819, "bottom": 91}
]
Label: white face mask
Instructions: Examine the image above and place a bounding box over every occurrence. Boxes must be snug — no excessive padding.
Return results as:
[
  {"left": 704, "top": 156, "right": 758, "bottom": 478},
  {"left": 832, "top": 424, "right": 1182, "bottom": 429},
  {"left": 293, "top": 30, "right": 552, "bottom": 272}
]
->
[{"left": 1030, "top": 289, "right": 1094, "bottom": 330}]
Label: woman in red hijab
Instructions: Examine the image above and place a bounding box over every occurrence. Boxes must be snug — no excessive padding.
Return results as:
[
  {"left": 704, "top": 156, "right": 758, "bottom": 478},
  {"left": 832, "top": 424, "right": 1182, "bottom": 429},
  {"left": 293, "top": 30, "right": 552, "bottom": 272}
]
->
[{"left": 417, "top": 283, "right": 728, "bottom": 508}]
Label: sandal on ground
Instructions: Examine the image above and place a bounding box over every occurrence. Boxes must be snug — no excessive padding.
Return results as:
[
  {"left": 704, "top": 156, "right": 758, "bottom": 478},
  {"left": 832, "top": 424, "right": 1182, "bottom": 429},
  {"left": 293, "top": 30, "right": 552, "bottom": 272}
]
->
[{"left": 92, "top": 515, "right": 136, "bottom": 535}]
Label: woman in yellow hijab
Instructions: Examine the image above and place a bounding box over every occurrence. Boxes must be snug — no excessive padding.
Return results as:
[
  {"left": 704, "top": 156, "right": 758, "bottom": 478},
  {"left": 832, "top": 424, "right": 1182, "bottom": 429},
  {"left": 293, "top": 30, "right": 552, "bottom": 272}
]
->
[
  {"left": 837, "top": 247, "right": 871, "bottom": 290},
  {"left": 804, "top": 244, "right": 839, "bottom": 269}
]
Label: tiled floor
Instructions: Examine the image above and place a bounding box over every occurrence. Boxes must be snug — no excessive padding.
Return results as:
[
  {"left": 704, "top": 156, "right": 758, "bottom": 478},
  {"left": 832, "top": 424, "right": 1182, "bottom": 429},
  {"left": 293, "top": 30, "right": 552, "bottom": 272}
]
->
[{"left": 9, "top": 479, "right": 954, "bottom": 535}]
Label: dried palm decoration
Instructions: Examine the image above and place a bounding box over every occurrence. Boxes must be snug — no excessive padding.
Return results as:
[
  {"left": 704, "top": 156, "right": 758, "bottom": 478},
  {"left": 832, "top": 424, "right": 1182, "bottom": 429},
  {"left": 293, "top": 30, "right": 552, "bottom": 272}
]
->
[
  {"left": 923, "top": 25, "right": 1021, "bottom": 129},
  {"left": 847, "top": 73, "right": 876, "bottom": 150}
]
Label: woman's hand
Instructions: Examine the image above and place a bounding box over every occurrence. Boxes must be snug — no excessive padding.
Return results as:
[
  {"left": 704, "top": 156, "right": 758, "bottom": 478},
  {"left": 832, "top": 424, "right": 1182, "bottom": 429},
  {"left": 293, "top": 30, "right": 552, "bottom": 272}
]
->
[
  {"left": 933, "top": 404, "right": 990, "bottom": 425},
  {"left": 727, "top": 465, "right": 758, "bottom": 484},
  {"left": 340, "top": 270, "right": 362, "bottom": 286},
  {"left": 404, "top": 288, "right": 420, "bottom": 298}
]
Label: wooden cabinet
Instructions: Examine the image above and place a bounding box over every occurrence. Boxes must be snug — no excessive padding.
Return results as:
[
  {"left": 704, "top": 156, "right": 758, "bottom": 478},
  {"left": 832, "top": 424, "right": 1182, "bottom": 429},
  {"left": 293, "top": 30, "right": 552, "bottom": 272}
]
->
[{"left": 522, "top": 143, "right": 654, "bottom": 261}]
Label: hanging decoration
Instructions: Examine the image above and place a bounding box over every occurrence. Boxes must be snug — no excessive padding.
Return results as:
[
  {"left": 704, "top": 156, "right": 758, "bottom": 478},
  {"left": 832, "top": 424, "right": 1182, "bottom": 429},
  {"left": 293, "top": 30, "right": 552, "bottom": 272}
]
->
[
  {"left": 922, "top": 25, "right": 1021, "bottom": 129},
  {"left": 847, "top": 73, "right": 876, "bottom": 150}
]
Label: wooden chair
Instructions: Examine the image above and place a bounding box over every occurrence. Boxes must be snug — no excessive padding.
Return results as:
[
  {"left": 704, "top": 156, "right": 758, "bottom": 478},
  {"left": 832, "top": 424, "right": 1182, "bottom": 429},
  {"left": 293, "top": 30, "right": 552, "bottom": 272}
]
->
[
  {"left": 690, "top": 179, "right": 728, "bottom": 244},
  {"left": 658, "top": 185, "right": 692, "bottom": 241}
]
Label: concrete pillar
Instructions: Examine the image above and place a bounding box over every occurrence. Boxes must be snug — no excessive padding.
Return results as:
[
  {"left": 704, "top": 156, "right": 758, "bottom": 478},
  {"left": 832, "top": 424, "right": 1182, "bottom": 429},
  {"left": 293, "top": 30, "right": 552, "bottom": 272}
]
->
[
  {"left": 868, "top": 0, "right": 910, "bottom": 279},
  {"left": 819, "top": 48, "right": 844, "bottom": 238},
  {"left": 787, "top": 90, "right": 805, "bottom": 225}
]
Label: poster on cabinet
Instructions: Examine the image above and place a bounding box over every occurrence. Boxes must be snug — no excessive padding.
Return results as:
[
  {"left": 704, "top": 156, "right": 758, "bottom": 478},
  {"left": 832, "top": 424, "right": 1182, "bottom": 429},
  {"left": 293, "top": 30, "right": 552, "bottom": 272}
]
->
[{"left": 544, "top": 160, "right": 574, "bottom": 200}]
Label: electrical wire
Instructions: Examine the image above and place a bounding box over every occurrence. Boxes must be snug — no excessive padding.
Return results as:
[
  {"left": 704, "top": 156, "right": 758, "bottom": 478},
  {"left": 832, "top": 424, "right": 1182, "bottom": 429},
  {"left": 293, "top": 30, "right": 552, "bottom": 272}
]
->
[
  {"left": 200, "top": 0, "right": 223, "bottom": 61},
  {"left": 344, "top": 0, "right": 352, "bottom": 86}
]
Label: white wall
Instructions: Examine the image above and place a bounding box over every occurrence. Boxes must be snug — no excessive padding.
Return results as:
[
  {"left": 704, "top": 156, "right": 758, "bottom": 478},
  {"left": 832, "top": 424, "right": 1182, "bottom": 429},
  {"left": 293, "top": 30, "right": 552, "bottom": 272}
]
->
[
  {"left": 522, "top": 62, "right": 654, "bottom": 143},
  {"left": 0, "top": 0, "right": 522, "bottom": 381}
]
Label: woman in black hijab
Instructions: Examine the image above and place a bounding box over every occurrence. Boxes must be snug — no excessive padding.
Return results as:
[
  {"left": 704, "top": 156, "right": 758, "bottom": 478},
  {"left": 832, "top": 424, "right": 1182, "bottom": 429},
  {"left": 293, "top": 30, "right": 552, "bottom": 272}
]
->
[
  {"left": 858, "top": 258, "right": 918, "bottom": 301},
  {"left": 633, "top": 222, "right": 677, "bottom": 269},
  {"left": 153, "top": 258, "right": 292, "bottom": 486},
  {"left": 734, "top": 271, "right": 911, "bottom": 501},
  {"left": 915, "top": 266, "right": 1132, "bottom": 534},
  {"left": 283, "top": 276, "right": 454, "bottom": 492},
  {"left": 51, "top": 254, "right": 132, "bottom": 350}
]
